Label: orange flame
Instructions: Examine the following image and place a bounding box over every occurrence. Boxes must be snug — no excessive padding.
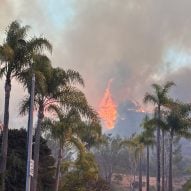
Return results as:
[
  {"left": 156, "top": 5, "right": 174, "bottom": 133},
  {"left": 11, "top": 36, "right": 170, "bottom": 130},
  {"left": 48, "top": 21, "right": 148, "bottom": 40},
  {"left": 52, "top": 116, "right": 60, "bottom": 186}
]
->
[
  {"left": 132, "top": 100, "right": 147, "bottom": 113},
  {"left": 98, "top": 80, "right": 117, "bottom": 129},
  {"left": 129, "top": 99, "right": 153, "bottom": 113}
]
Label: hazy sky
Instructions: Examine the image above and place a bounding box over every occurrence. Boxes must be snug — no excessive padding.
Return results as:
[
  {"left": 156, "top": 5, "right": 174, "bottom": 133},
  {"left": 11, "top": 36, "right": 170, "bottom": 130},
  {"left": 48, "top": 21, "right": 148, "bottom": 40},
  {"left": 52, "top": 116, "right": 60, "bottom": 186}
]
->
[{"left": 1, "top": 0, "right": 191, "bottom": 129}]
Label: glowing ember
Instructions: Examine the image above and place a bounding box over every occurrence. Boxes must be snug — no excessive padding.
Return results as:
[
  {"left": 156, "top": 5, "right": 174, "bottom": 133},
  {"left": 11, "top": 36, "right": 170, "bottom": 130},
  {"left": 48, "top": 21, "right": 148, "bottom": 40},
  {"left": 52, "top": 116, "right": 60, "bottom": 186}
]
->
[{"left": 99, "top": 80, "right": 117, "bottom": 129}]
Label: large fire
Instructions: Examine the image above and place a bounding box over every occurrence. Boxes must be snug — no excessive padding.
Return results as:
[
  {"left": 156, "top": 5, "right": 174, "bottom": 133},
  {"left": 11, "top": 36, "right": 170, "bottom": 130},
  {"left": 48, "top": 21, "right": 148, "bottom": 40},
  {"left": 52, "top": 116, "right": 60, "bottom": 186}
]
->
[
  {"left": 128, "top": 99, "right": 153, "bottom": 113},
  {"left": 98, "top": 80, "right": 117, "bottom": 129}
]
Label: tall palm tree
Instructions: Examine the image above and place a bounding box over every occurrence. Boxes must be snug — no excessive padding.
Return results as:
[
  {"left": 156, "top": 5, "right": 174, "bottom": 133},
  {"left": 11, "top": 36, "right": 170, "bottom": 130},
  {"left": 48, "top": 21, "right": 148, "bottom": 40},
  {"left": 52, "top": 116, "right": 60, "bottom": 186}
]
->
[
  {"left": 20, "top": 65, "right": 97, "bottom": 191},
  {"left": 133, "top": 136, "right": 144, "bottom": 191},
  {"left": 0, "top": 20, "right": 52, "bottom": 190},
  {"left": 133, "top": 132, "right": 154, "bottom": 191},
  {"left": 42, "top": 104, "right": 99, "bottom": 191},
  {"left": 144, "top": 81, "right": 175, "bottom": 191},
  {"left": 164, "top": 102, "right": 191, "bottom": 191},
  {"left": 140, "top": 115, "right": 155, "bottom": 191},
  {"left": 43, "top": 107, "right": 81, "bottom": 191}
]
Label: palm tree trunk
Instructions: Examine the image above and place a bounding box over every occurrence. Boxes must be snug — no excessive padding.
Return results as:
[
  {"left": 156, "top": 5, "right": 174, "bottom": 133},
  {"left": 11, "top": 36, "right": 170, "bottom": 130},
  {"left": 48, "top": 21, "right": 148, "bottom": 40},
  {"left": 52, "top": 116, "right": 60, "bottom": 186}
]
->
[
  {"left": 0, "top": 79, "right": 11, "bottom": 190},
  {"left": 107, "top": 165, "right": 113, "bottom": 185},
  {"left": 139, "top": 153, "right": 142, "bottom": 191},
  {"left": 55, "top": 146, "right": 62, "bottom": 191},
  {"left": 164, "top": 143, "right": 168, "bottom": 189},
  {"left": 162, "top": 130, "right": 165, "bottom": 191},
  {"left": 157, "top": 106, "right": 161, "bottom": 191},
  {"left": 31, "top": 104, "right": 44, "bottom": 191},
  {"left": 146, "top": 145, "right": 150, "bottom": 191},
  {"left": 168, "top": 131, "right": 173, "bottom": 191}
]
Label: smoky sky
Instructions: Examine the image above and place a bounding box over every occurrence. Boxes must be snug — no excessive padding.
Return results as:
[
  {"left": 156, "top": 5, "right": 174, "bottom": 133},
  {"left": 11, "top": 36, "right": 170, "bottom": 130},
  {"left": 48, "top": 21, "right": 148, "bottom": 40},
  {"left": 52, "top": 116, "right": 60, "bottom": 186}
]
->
[{"left": 1, "top": 0, "right": 191, "bottom": 128}]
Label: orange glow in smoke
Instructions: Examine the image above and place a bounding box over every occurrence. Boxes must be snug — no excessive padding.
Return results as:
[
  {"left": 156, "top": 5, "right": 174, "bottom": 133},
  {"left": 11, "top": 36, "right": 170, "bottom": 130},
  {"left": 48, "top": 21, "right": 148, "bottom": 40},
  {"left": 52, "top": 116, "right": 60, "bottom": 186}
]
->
[
  {"left": 99, "top": 80, "right": 117, "bottom": 129},
  {"left": 131, "top": 100, "right": 147, "bottom": 113},
  {"left": 128, "top": 99, "right": 153, "bottom": 113}
]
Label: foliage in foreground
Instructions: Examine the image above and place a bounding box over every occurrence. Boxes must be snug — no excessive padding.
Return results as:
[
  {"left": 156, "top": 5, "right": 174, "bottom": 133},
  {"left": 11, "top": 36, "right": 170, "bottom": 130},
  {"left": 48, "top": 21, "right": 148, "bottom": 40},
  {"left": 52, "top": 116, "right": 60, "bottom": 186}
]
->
[
  {"left": 60, "top": 146, "right": 110, "bottom": 191},
  {"left": 0, "top": 129, "right": 55, "bottom": 191},
  {"left": 182, "top": 179, "right": 191, "bottom": 191}
]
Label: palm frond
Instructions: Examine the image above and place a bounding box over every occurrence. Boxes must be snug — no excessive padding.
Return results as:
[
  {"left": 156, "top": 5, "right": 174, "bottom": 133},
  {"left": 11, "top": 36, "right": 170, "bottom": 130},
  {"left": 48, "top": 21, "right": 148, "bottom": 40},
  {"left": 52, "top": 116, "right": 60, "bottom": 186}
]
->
[
  {"left": 0, "top": 66, "right": 7, "bottom": 79},
  {"left": 160, "top": 81, "right": 175, "bottom": 101},
  {"left": 27, "top": 37, "right": 52, "bottom": 54},
  {"left": 177, "top": 130, "right": 191, "bottom": 139},
  {"left": 152, "top": 83, "right": 161, "bottom": 93},
  {"left": 163, "top": 81, "right": 175, "bottom": 94},
  {"left": 17, "top": 54, "right": 51, "bottom": 93},
  {"left": 143, "top": 93, "right": 158, "bottom": 105},
  {"left": 70, "top": 136, "right": 86, "bottom": 156},
  {"left": 66, "top": 69, "right": 84, "bottom": 87},
  {"left": 46, "top": 104, "right": 64, "bottom": 121},
  {"left": 41, "top": 117, "right": 54, "bottom": 131},
  {"left": 47, "top": 68, "right": 84, "bottom": 100},
  {"left": 78, "top": 120, "right": 102, "bottom": 148},
  {"left": 55, "top": 86, "right": 98, "bottom": 121},
  {"left": 0, "top": 44, "right": 14, "bottom": 62},
  {"left": 6, "top": 20, "right": 30, "bottom": 46},
  {"left": 19, "top": 96, "right": 30, "bottom": 115}
]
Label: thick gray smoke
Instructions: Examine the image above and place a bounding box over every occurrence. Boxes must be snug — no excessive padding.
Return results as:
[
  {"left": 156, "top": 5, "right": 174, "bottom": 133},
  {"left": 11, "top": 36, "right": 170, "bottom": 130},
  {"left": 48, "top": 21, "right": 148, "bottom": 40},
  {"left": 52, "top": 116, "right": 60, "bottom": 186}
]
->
[{"left": 1, "top": 0, "right": 191, "bottom": 129}]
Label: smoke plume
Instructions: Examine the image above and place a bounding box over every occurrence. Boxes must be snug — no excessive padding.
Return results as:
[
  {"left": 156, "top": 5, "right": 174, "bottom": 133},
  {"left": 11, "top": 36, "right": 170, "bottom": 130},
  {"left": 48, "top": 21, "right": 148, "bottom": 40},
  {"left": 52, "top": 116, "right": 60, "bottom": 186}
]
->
[{"left": 1, "top": 0, "right": 191, "bottom": 129}]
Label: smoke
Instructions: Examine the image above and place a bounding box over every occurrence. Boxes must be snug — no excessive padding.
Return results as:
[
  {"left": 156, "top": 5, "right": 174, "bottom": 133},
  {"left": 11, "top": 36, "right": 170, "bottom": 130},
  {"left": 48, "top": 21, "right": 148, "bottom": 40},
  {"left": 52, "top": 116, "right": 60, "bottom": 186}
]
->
[
  {"left": 1, "top": 0, "right": 191, "bottom": 128},
  {"left": 57, "top": 0, "right": 191, "bottom": 106},
  {"left": 165, "top": 67, "right": 191, "bottom": 102}
]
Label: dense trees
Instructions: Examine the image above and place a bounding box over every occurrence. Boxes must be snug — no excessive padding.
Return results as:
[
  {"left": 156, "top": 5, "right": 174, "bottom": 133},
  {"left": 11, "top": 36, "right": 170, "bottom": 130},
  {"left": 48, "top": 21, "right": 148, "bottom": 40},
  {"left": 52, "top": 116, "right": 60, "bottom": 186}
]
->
[
  {"left": 1, "top": 129, "right": 55, "bottom": 191},
  {"left": 42, "top": 104, "right": 99, "bottom": 191},
  {"left": 143, "top": 82, "right": 191, "bottom": 191},
  {"left": 163, "top": 102, "right": 191, "bottom": 191},
  {"left": 20, "top": 63, "right": 95, "bottom": 191},
  {"left": 0, "top": 21, "right": 102, "bottom": 191},
  {"left": 1, "top": 20, "right": 191, "bottom": 191},
  {"left": 94, "top": 135, "right": 123, "bottom": 185}
]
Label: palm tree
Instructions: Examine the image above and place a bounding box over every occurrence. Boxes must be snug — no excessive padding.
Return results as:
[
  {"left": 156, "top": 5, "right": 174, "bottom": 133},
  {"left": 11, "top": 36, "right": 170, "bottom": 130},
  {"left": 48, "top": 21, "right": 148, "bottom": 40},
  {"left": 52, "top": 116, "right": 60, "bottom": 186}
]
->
[
  {"left": 140, "top": 115, "right": 155, "bottom": 191},
  {"left": 133, "top": 136, "right": 144, "bottom": 191},
  {"left": 42, "top": 104, "right": 99, "bottom": 191},
  {"left": 144, "top": 81, "right": 175, "bottom": 191},
  {"left": 78, "top": 120, "right": 102, "bottom": 151},
  {"left": 43, "top": 107, "right": 81, "bottom": 191},
  {"left": 164, "top": 102, "right": 191, "bottom": 191},
  {"left": 20, "top": 65, "right": 97, "bottom": 191},
  {"left": 0, "top": 20, "right": 52, "bottom": 189},
  {"left": 133, "top": 133, "right": 154, "bottom": 191}
]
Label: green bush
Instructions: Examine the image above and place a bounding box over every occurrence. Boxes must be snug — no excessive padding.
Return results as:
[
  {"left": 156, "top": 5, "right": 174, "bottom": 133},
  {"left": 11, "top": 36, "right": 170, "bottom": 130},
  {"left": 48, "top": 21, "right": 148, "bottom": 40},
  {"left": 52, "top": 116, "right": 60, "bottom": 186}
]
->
[{"left": 182, "top": 179, "right": 191, "bottom": 191}]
